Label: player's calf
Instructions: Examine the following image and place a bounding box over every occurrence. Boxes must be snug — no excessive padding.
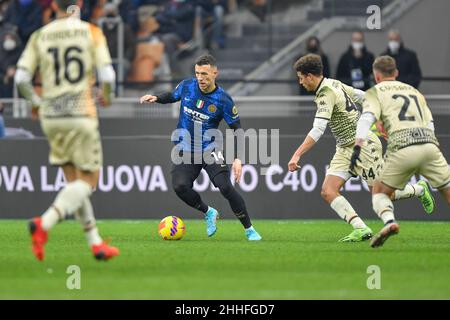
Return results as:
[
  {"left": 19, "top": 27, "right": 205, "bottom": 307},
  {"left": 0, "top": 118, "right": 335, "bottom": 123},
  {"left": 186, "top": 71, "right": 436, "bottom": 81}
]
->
[{"left": 372, "top": 192, "right": 396, "bottom": 225}]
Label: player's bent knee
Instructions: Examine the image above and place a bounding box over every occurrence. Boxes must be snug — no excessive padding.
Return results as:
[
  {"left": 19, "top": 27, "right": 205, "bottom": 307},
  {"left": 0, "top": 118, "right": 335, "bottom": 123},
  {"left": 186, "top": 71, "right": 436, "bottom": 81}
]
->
[
  {"left": 77, "top": 170, "right": 100, "bottom": 189},
  {"left": 218, "top": 182, "right": 233, "bottom": 197},
  {"left": 320, "top": 187, "right": 338, "bottom": 202},
  {"left": 173, "top": 182, "right": 192, "bottom": 195}
]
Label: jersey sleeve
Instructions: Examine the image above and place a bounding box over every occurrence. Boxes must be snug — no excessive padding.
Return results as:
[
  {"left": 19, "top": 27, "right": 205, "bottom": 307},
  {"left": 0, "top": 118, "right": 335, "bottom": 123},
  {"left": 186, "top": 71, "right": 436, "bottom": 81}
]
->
[
  {"left": 89, "top": 24, "right": 112, "bottom": 68},
  {"left": 223, "top": 95, "right": 240, "bottom": 125},
  {"left": 341, "top": 82, "right": 365, "bottom": 105},
  {"left": 172, "top": 80, "right": 186, "bottom": 101},
  {"left": 362, "top": 87, "right": 382, "bottom": 120},
  {"left": 16, "top": 31, "right": 39, "bottom": 74},
  {"left": 314, "top": 87, "right": 335, "bottom": 120}
]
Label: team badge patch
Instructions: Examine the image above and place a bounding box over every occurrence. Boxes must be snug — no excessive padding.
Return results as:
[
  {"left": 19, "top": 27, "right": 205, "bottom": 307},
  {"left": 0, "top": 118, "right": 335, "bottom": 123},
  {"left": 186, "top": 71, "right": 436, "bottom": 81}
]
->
[
  {"left": 196, "top": 100, "right": 204, "bottom": 109},
  {"left": 208, "top": 104, "right": 217, "bottom": 113}
]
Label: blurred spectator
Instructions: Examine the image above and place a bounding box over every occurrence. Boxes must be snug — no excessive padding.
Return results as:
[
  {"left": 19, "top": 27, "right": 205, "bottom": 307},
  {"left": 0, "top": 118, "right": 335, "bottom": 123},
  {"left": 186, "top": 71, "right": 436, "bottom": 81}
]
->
[
  {"left": 381, "top": 30, "right": 422, "bottom": 88},
  {"left": 118, "top": 0, "right": 139, "bottom": 32},
  {"left": 154, "top": 0, "right": 196, "bottom": 56},
  {"left": 101, "top": 1, "right": 136, "bottom": 79},
  {"left": 0, "top": 27, "right": 23, "bottom": 99},
  {"left": 0, "top": 105, "right": 4, "bottom": 138},
  {"left": 296, "top": 36, "right": 330, "bottom": 96},
  {"left": 336, "top": 31, "right": 374, "bottom": 90},
  {"left": 247, "top": 0, "right": 266, "bottom": 22},
  {"left": 90, "top": 0, "right": 107, "bottom": 24},
  {"left": 132, "top": 0, "right": 163, "bottom": 6},
  {"left": 37, "top": 0, "right": 54, "bottom": 24},
  {"left": 81, "top": 0, "right": 96, "bottom": 21},
  {"left": 4, "top": 0, "right": 43, "bottom": 43},
  {"left": 0, "top": 0, "right": 12, "bottom": 20},
  {"left": 196, "top": 0, "right": 229, "bottom": 49}
]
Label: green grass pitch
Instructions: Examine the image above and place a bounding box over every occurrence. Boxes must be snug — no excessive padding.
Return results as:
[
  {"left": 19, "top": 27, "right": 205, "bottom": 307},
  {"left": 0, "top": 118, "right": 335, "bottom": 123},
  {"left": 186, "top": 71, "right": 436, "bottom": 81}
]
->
[{"left": 1, "top": 219, "right": 450, "bottom": 299}]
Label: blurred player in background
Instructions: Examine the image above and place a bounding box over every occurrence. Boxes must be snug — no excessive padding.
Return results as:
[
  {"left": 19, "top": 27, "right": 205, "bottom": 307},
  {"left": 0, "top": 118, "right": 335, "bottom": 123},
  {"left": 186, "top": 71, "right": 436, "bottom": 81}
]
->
[
  {"left": 288, "top": 54, "right": 433, "bottom": 242},
  {"left": 140, "top": 54, "right": 262, "bottom": 241},
  {"left": 352, "top": 56, "right": 450, "bottom": 248},
  {"left": 15, "top": 0, "right": 119, "bottom": 261}
]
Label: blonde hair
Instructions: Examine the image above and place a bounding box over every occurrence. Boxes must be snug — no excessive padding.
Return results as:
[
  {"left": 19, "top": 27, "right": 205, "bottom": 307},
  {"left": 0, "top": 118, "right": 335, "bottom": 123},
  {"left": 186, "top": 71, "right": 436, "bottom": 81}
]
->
[{"left": 373, "top": 55, "right": 397, "bottom": 77}]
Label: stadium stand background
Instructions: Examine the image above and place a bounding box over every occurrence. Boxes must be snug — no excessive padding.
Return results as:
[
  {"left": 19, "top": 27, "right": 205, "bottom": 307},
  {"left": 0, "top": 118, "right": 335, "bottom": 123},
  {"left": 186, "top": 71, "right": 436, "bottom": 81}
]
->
[{"left": 1, "top": 0, "right": 449, "bottom": 219}]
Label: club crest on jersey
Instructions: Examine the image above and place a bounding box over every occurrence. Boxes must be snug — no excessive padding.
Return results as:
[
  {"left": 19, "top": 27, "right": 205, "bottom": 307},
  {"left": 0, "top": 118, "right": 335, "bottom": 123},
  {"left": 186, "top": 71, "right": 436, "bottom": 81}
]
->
[
  {"left": 196, "top": 100, "right": 204, "bottom": 109},
  {"left": 208, "top": 104, "right": 217, "bottom": 113}
]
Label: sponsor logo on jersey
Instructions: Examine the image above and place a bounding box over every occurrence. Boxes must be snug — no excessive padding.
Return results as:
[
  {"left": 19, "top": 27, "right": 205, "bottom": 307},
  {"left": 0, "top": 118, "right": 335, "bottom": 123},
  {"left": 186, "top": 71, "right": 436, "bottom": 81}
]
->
[
  {"left": 208, "top": 104, "right": 217, "bottom": 113},
  {"left": 184, "top": 106, "right": 210, "bottom": 121}
]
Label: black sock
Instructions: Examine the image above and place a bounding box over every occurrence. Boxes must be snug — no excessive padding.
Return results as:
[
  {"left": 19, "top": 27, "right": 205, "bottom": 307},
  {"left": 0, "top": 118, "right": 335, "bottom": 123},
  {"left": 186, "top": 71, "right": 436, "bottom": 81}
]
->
[{"left": 213, "top": 172, "right": 252, "bottom": 229}]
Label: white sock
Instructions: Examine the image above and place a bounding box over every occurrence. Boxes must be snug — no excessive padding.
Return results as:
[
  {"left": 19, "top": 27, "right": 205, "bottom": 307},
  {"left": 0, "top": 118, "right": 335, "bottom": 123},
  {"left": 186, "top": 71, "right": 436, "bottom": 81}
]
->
[
  {"left": 42, "top": 180, "right": 92, "bottom": 231},
  {"left": 373, "top": 193, "right": 396, "bottom": 225},
  {"left": 330, "top": 196, "right": 367, "bottom": 229},
  {"left": 41, "top": 206, "right": 61, "bottom": 231},
  {"left": 76, "top": 199, "right": 102, "bottom": 246},
  {"left": 393, "top": 184, "right": 424, "bottom": 201},
  {"left": 349, "top": 217, "right": 367, "bottom": 229},
  {"left": 85, "top": 227, "right": 102, "bottom": 246}
]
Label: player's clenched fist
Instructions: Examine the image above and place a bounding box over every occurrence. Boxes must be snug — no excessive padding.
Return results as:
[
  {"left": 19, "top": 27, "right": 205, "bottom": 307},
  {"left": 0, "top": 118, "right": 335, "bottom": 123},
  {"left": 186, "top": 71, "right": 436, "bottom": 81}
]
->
[
  {"left": 288, "top": 154, "right": 301, "bottom": 172},
  {"left": 140, "top": 94, "right": 158, "bottom": 104}
]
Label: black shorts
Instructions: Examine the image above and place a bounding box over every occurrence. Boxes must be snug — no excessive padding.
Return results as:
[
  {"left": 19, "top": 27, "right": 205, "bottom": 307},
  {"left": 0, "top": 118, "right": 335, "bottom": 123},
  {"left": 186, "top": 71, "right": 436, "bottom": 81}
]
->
[{"left": 170, "top": 150, "right": 229, "bottom": 185}]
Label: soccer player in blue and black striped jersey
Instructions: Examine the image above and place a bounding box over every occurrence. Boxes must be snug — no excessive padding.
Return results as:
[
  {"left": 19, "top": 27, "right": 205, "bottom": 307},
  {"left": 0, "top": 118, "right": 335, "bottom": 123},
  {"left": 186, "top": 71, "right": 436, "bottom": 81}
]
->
[{"left": 140, "top": 54, "right": 261, "bottom": 241}]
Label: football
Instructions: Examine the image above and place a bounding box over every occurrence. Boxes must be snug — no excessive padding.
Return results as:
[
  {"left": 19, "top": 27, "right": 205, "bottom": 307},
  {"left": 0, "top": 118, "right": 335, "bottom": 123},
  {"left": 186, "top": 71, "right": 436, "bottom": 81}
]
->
[{"left": 158, "top": 216, "right": 186, "bottom": 240}]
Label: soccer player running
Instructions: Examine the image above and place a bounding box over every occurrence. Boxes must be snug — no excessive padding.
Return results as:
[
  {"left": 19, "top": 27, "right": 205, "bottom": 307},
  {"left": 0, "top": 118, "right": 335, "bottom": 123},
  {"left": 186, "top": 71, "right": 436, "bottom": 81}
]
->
[
  {"left": 288, "top": 54, "right": 434, "bottom": 242},
  {"left": 351, "top": 56, "right": 450, "bottom": 248},
  {"left": 15, "top": 0, "right": 119, "bottom": 261},
  {"left": 140, "top": 54, "right": 262, "bottom": 241}
]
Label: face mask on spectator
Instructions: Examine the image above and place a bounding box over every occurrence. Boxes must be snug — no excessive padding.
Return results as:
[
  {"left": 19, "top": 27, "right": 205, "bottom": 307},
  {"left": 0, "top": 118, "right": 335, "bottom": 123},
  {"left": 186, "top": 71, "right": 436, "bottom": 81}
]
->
[
  {"left": 307, "top": 45, "right": 319, "bottom": 53},
  {"left": 3, "top": 38, "right": 17, "bottom": 51},
  {"left": 19, "top": 0, "right": 33, "bottom": 6},
  {"left": 388, "top": 41, "right": 401, "bottom": 54},
  {"left": 105, "top": 22, "right": 115, "bottom": 30},
  {"left": 351, "top": 42, "right": 364, "bottom": 51}
]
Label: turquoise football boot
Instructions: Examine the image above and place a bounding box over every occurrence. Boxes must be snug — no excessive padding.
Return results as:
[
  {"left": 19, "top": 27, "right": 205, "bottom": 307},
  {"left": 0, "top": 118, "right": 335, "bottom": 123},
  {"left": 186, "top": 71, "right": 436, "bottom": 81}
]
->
[
  {"left": 245, "top": 226, "right": 262, "bottom": 241},
  {"left": 205, "top": 207, "right": 219, "bottom": 237}
]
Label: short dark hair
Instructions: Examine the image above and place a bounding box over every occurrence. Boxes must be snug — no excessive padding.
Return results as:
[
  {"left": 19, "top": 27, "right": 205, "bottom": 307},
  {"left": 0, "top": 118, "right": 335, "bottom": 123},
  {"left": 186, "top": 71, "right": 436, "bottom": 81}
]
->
[
  {"left": 293, "top": 54, "right": 323, "bottom": 76},
  {"left": 55, "top": 0, "right": 78, "bottom": 11},
  {"left": 195, "top": 54, "right": 217, "bottom": 67},
  {"left": 373, "top": 55, "right": 397, "bottom": 77}
]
